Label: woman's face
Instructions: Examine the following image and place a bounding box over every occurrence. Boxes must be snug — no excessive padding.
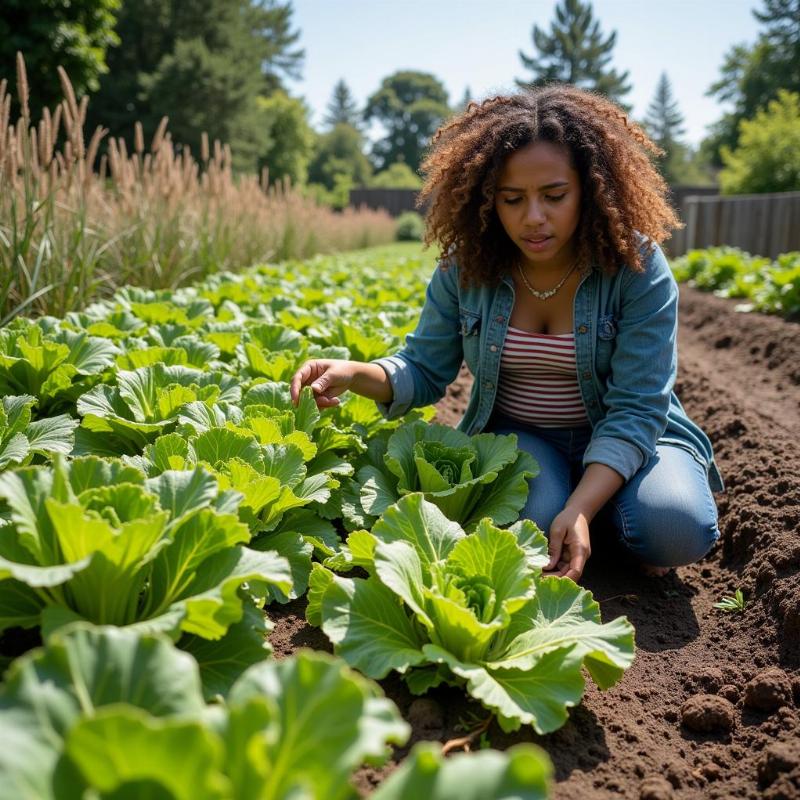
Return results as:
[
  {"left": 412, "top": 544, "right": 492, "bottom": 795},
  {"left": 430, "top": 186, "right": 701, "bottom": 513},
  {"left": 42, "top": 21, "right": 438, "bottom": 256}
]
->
[{"left": 494, "top": 140, "right": 582, "bottom": 271}]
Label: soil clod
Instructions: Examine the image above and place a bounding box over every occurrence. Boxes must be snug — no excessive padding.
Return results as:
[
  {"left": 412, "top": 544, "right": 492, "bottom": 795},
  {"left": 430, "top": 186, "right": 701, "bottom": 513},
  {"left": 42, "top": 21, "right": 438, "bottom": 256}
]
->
[
  {"left": 744, "top": 668, "right": 794, "bottom": 712},
  {"left": 680, "top": 694, "right": 737, "bottom": 733},
  {"left": 758, "top": 739, "right": 800, "bottom": 787}
]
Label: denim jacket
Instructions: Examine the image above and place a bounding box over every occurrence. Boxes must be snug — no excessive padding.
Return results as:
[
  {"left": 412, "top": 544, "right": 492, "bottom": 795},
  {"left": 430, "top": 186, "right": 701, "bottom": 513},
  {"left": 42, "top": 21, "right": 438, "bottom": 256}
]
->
[{"left": 372, "top": 238, "right": 725, "bottom": 492}]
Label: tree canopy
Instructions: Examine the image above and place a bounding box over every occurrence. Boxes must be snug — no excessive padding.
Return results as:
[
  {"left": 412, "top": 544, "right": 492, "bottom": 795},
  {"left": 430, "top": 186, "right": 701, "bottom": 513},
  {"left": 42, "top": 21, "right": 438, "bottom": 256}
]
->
[
  {"left": 516, "top": 0, "right": 632, "bottom": 109},
  {"left": 718, "top": 89, "right": 800, "bottom": 194},
  {"left": 0, "top": 0, "right": 121, "bottom": 117},
  {"left": 308, "top": 122, "right": 372, "bottom": 189},
  {"left": 704, "top": 0, "right": 800, "bottom": 167},
  {"left": 363, "top": 70, "right": 451, "bottom": 172},
  {"left": 85, "top": 0, "right": 304, "bottom": 172}
]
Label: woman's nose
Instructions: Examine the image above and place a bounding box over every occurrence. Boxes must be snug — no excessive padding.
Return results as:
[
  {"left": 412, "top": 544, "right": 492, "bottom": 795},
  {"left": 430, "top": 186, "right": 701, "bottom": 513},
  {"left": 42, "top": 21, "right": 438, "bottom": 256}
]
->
[{"left": 524, "top": 199, "right": 547, "bottom": 224}]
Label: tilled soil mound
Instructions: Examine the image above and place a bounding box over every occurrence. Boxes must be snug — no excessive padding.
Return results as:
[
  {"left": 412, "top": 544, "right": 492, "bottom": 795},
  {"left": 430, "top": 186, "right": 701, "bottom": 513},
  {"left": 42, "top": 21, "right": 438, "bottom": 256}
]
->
[{"left": 270, "top": 285, "right": 800, "bottom": 800}]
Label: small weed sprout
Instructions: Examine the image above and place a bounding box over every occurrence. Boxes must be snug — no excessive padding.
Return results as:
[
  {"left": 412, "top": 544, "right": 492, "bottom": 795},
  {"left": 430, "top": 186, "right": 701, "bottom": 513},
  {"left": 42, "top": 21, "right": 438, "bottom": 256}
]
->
[{"left": 713, "top": 588, "right": 747, "bottom": 613}]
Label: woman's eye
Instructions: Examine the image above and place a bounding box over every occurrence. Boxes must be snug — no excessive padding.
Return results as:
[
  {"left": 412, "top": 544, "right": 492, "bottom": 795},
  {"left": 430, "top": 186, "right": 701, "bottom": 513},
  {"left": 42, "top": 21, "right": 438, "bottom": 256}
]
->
[
  {"left": 546, "top": 194, "right": 566, "bottom": 202},
  {"left": 503, "top": 197, "right": 522, "bottom": 205}
]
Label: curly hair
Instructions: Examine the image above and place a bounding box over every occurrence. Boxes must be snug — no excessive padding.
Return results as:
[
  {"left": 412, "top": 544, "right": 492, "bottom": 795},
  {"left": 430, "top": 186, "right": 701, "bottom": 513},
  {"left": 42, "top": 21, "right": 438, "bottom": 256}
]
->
[{"left": 417, "top": 84, "right": 682, "bottom": 287}]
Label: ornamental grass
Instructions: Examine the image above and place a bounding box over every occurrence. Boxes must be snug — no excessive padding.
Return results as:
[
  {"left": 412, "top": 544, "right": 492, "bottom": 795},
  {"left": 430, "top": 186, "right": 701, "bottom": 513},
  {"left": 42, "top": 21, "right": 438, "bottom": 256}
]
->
[{"left": 0, "top": 53, "right": 395, "bottom": 323}]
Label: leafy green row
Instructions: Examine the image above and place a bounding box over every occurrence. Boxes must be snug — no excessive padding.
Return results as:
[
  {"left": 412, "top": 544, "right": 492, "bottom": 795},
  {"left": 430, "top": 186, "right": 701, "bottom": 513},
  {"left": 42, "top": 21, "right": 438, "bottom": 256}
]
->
[
  {"left": 0, "top": 624, "right": 552, "bottom": 799},
  {"left": 0, "top": 246, "right": 636, "bottom": 796},
  {"left": 672, "top": 246, "right": 800, "bottom": 319}
]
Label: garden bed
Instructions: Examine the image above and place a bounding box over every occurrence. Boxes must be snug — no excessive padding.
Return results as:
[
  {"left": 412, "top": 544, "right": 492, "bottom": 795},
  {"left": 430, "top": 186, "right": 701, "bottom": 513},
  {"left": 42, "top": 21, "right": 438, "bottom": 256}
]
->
[{"left": 270, "top": 284, "right": 800, "bottom": 799}]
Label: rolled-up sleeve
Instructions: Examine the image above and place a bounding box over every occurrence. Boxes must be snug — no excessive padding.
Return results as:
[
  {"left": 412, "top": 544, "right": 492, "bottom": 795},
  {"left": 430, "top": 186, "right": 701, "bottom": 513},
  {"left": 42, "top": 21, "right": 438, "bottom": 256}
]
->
[
  {"left": 583, "top": 243, "right": 677, "bottom": 480},
  {"left": 371, "top": 261, "right": 463, "bottom": 420}
]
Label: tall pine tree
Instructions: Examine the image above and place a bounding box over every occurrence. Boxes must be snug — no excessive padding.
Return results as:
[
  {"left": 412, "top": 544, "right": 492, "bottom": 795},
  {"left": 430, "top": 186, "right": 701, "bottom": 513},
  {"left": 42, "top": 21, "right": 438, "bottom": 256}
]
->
[
  {"left": 516, "top": 0, "right": 632, "bottom": 110},
  {"left": 323, "top": 79, "right": 361, "bottom": 130},
  {"left": 643, "top": 73, "right": 687, "bottom": 185}
]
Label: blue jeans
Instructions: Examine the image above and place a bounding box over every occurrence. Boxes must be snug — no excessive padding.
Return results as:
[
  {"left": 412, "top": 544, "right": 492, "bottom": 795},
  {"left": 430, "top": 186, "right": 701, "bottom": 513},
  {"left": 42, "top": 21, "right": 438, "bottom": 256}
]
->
[{"left": 486, "top": 411, "right": 721, "bottom": 568}]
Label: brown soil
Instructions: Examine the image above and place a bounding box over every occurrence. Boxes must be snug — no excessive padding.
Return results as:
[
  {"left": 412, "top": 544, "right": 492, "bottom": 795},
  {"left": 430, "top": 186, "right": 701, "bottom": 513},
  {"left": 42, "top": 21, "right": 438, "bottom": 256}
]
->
[{"left": 269, "top": 285, "right": 800, "bottom": 800}]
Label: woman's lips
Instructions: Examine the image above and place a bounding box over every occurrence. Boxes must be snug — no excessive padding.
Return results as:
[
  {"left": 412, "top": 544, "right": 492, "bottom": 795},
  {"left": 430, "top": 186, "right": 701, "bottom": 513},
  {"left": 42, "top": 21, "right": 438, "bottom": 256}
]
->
[{"left": 521, "top": 236, "right": 552, "bottom": 251}]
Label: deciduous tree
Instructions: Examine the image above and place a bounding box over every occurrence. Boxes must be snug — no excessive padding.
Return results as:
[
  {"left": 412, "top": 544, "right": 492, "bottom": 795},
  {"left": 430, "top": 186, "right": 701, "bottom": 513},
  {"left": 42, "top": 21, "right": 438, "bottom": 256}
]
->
[
  {"left": 364, "top": 71, "right": 450, "bottom": 172},
  {"left": 0, "top": 0, "right": 121, "bottom": 117},
  {"left": 308, "top": 122, "right": 372, "bottom": 190},
  {"left": 718, "top": 89, "right": 800, "bottom": 194},
  {"left": 85, "top": 0, "right": 304, "bottom": 171},
  {"left": 704, "top": 0, "right": 800, "bottom": 167}
]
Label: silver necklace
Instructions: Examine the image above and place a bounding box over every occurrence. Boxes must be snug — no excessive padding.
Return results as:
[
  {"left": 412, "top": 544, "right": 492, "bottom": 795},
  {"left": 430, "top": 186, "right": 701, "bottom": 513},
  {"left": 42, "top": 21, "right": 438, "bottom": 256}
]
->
[{"left": 516, "top": 259, "right": 579, "bottom": 300}]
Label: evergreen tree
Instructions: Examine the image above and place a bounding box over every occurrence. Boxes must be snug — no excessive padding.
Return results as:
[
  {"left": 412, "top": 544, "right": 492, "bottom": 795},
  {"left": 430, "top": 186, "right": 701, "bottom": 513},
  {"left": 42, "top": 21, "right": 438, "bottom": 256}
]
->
[
  {"left": 457, "top": 86, "right": 473, "bottom": 113},
  {"left": 516, "top": 0, "right": 632, "bottom": 110},
  {"left": 364, "top": 70, "right": 450, "bottom": 172},
  {"left": 249, "top": 0, "right": 304, "bottom": 94},
  {"left": 643, "top": 72, "right": 687, "bottom": 184},
  {"left": 704, "top": 0, "right": 800, "bottom": 167},
  {"left": 323, "top": 79, "right": 361, "bottom": 129}
]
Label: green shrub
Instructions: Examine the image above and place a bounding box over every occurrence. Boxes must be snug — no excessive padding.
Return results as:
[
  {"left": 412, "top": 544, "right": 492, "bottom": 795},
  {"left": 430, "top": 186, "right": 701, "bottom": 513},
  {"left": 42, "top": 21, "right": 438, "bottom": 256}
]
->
[{"left": 395, "top": 211, "right": 425, "bottom": 241}]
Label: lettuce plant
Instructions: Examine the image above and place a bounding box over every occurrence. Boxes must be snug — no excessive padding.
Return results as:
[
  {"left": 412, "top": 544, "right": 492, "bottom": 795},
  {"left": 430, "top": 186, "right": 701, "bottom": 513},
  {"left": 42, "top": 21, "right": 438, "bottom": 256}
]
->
[
  {"left": 75, "top": 363, "right": 242, "bottom": 455},
  {"left": 372, "top": 743, "right": 551, "bottom": 800},
  {"left": 313, "top": 494, "right": 635, "bottom": 734},
  {"left": 0, "top": 395, "right": 77, "bottom": 469},
  {"left": 0, "top": 456, "right": 291, "bottom": 640},
  {"left": 0, "top": 624, "right": 409, "bottom": 800},
  {"left": 349, "top": 420, "right": 539, "bottom": 532},
  {"left": 0, "top": 322, "right": 118, "bottom": 414}
]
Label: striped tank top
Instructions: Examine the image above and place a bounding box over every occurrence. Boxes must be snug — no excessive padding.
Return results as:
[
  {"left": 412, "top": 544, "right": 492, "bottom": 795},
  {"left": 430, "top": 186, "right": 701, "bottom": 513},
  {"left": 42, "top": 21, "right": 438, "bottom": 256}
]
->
[{"left": 495, "top": 325, "right": 589, "bottom": 427}]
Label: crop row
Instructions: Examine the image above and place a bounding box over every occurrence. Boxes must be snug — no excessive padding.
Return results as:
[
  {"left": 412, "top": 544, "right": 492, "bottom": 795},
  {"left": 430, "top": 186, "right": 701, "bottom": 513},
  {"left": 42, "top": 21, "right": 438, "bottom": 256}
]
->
[
  {"left": 0, "top": 245, "right": 635, "bottom": 797},
  {"left": 671, "top": 246, "right": 800, "bottom": 319}
]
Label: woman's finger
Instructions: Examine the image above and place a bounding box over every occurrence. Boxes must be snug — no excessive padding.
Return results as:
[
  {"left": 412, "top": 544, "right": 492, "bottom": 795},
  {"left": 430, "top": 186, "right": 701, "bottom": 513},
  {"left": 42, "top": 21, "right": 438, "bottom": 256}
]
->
[
  {"left": 290, "top": 361, "right": 317, "bottom": 405},
  {"left": 546, "top": 527, "right": 565, "bottom": 571},
  {"left": 314, "top": 393, "right": 341, "bottom": 408}
]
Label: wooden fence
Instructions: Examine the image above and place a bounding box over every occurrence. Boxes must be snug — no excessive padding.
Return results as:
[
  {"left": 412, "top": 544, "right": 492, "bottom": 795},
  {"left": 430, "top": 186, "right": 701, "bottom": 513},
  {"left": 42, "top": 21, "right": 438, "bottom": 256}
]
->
[
  {"left": 671, "top": 190, "right": 800, "bottom": 259},
  {"left": 349, "top": 188, "right": 419, "bottom": 216}
]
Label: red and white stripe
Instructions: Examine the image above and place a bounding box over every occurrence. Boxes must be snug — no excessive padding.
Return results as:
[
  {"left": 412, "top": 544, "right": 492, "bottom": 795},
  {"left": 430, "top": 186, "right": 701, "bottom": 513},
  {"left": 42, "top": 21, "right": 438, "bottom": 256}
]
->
[{"left": 495, "top": 326, "right": 589, "bottom": 427}]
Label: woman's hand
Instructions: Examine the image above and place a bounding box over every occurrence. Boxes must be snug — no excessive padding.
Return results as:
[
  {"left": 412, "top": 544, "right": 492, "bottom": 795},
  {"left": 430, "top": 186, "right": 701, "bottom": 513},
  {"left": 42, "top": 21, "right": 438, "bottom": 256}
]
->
[
  {"left": 543, "top": 506, "right": 592, "bottom": 583},
  {"left": 290, "top": 359, "right": 355, "bottom": 408},
  {"left": 290, "top": 359, "right": 393, "bottom": 408},
  {"left": 543, "top": 462, "right": 624, "bottom": 583}
]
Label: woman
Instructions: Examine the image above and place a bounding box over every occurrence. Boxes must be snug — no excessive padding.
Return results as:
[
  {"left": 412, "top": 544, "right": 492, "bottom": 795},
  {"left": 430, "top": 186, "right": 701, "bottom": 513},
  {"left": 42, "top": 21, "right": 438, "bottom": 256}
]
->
[{"left": 290, "top": 84, "right": 724, "bottom": 584}]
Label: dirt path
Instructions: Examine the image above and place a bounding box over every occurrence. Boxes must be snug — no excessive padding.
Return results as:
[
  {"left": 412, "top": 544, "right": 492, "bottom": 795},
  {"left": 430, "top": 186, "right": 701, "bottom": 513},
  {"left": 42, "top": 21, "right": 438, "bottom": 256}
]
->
[{"left": 270, "top": 285, "right": 800, "bottom": 800}]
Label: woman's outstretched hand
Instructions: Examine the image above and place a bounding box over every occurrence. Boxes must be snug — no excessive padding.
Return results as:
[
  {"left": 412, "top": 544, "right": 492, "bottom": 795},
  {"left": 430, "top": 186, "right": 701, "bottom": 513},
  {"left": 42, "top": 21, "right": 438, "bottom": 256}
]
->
[
  {"left": 290, "top": 359, "right": 355, "bottom": 408},
  {"left": 543, "top": 506, "right": 592, "bottom": 583}
]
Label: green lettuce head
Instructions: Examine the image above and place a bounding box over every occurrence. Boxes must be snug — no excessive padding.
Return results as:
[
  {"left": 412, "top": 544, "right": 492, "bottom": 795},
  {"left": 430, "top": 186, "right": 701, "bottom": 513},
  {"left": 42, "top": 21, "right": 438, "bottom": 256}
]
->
[{"left": 356, "top": 421, "right": 539, "bottom": 532}]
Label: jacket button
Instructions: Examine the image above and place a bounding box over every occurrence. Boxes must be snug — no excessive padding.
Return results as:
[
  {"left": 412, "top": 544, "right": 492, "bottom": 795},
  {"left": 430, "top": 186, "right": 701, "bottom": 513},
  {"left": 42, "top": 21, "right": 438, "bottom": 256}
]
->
[
  {"left": 582, "top": 370, "right": 591, "bottom": 380},
  {"left": 490, "top": 344, "right": 498, "bottom": 352},
  {"left": 578, "top": 324, "right": 588, "bottom": 334},
  {"left": 495, "top": 315, "right": 505, "bottom": 323},
  {"left": 484, "top": 381, "right": 494, "bottom": 390}
]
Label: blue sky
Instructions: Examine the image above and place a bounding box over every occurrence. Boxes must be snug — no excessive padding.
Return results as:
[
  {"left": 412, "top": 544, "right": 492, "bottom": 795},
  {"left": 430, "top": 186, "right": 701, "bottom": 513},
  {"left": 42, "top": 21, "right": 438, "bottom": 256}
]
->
[{"left": 287, "top": 0, "right": 762, "bottom": 148}]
